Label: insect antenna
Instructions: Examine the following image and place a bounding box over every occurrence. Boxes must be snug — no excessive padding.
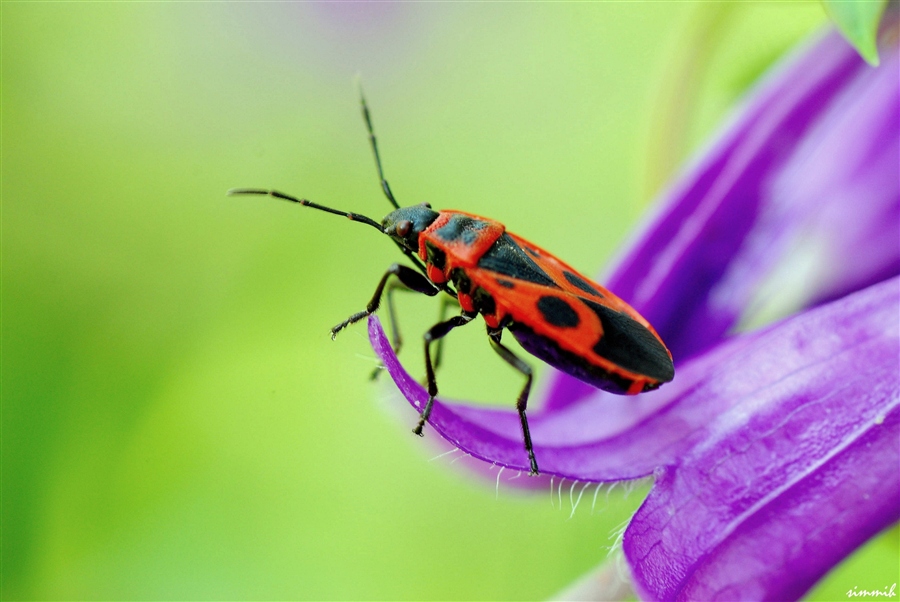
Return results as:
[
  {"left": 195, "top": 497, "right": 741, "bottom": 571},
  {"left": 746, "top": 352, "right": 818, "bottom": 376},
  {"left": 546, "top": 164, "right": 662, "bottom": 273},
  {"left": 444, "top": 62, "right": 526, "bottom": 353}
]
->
[
  {"left": 359, "top": 87, "right": 400, "bottom": 210},
  {"left": 227, "top": 188, "right": 383, "bottom": 232}
]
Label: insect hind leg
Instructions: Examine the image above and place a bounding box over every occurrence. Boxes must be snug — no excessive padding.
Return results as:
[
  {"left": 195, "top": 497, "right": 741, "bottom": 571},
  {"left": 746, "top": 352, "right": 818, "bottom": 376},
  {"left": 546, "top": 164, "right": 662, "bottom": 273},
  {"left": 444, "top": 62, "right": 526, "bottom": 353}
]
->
[{"left": 487, "top": 329, "right": 538, "bottom": 475}]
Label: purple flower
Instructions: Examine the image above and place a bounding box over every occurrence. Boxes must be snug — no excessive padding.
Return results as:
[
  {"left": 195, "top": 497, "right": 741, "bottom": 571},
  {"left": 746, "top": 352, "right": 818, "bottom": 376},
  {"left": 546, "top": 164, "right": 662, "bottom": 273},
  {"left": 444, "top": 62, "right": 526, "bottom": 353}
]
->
[{"left": 368, "top": 21, "right": 899, "bottom": 602}]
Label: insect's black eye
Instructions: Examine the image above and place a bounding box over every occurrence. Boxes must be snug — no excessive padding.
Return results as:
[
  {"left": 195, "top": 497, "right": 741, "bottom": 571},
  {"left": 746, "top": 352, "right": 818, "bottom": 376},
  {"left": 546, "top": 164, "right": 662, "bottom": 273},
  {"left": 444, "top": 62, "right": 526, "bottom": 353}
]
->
[
  {"left": 421, "top": 202, "right": 432, "bottom": 209},
  {"left": 396, "top": 220, "right": 412, "bottom": 237}
]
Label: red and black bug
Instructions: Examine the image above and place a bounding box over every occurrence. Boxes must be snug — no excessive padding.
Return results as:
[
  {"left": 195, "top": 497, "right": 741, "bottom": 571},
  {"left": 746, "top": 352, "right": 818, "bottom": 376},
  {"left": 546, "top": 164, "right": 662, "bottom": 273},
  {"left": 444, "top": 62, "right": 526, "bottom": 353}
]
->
[{"left": 229, "top": 94, "right": 674, "bottom": 475}]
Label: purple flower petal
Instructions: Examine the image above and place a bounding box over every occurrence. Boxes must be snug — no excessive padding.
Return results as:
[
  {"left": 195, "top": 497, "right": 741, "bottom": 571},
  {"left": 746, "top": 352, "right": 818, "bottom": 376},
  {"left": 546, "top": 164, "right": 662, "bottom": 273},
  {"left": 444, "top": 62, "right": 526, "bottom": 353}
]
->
[
  {"left": 547, "top": 27, "right": 899, "bottom": 410},
  {"left": 624, "top": 277, "right": 900, "bottom": 601}
]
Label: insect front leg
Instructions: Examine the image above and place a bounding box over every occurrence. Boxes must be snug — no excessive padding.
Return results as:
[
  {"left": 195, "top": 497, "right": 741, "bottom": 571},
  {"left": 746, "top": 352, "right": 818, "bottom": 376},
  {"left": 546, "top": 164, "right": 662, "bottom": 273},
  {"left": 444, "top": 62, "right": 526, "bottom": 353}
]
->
[
  {"left": 414, "top": 311, "right": 477, "bottom": 436},
  {"left": 331, "top": 263, "right": 439, "bottom": 340},
  {"left": 487, "top": 328, "right": 538, "bottom": 475}
]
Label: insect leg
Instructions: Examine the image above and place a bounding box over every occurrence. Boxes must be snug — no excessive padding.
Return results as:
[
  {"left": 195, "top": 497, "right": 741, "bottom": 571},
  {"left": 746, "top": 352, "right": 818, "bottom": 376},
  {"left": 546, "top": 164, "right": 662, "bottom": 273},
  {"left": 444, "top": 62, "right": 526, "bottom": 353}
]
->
[
  {"left": 415, "top": 313, "right": 476, "bottom": 436},
  {"left": 431, "top": 295, "right": 461, "bottom": 374},
  {"left": 331, "top": 263, "right": 438, "bottom": 339},
  {"left": 487, "top": 329, "right": 538, "bottom": 475}
]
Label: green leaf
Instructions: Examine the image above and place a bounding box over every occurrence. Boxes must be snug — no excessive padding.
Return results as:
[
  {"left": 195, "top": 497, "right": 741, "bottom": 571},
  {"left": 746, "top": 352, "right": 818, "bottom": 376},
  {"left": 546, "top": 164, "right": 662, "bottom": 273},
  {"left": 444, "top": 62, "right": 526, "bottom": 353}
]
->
[{"left": 821, "top": 0, "right": 889, "bottom": 66}]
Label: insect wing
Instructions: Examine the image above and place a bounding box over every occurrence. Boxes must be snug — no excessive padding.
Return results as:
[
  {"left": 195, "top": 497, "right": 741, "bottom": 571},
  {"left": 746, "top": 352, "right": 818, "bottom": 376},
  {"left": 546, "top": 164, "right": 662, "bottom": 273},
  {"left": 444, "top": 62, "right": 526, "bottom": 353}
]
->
[
  {"left": 503, "top": 233, "right": 653, "bottom": 325},
  {"left": 471, "top": 233, "right": 674, "bottom": 392}
]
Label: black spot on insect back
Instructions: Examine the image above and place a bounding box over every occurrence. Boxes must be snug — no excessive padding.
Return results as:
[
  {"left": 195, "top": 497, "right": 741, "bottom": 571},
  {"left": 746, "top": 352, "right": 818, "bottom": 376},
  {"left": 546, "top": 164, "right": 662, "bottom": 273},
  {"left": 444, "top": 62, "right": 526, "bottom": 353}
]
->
[
  {"left": 564, "top": 271, "right": 603, "bottom": 297},
  {"left": 478, "top": 234, "right": 558, "bottom": 288},
  {"left": 537, "top": 296, "right": 580, "bottom": 328}
]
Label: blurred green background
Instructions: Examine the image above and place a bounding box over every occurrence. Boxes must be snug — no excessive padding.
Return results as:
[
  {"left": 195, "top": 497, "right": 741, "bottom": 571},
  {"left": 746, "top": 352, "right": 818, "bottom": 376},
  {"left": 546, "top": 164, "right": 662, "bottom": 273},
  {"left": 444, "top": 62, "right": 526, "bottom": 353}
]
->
[{"left": 3, "top": 3, "right": 895, "bottom": 600}]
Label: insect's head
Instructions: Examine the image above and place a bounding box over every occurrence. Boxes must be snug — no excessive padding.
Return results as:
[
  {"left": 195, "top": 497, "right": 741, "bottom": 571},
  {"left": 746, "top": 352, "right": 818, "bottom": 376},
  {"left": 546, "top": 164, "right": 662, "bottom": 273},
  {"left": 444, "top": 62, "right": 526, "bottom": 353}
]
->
[{"left": 381, "top": 203, "right": 439, "bottom": 252}]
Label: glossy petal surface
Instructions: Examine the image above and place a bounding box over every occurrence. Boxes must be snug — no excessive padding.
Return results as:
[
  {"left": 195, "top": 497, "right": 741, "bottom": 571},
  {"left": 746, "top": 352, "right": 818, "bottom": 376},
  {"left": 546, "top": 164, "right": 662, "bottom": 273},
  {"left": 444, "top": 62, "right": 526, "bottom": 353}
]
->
[{"left": 624, "top": 277, "right": 900, "bottom": 601}]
